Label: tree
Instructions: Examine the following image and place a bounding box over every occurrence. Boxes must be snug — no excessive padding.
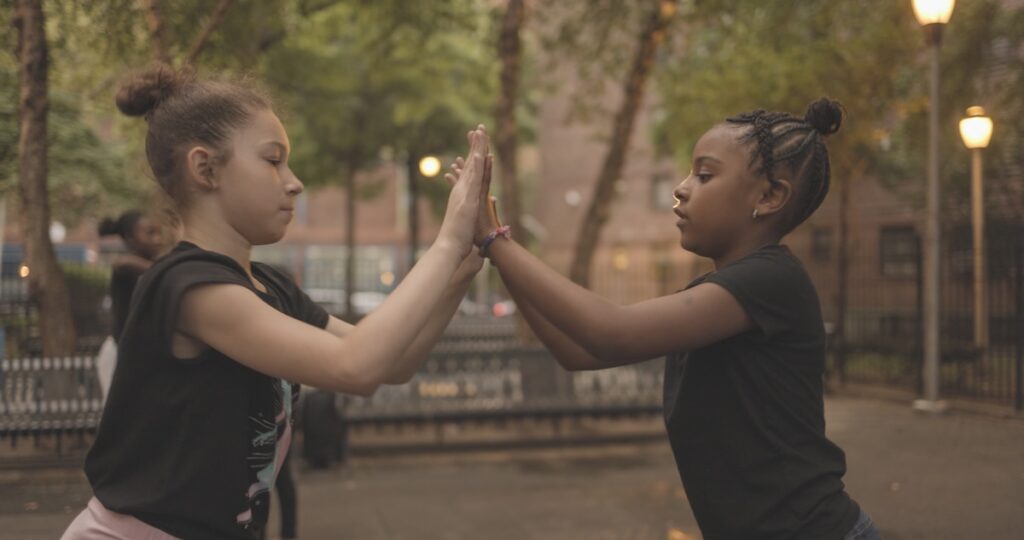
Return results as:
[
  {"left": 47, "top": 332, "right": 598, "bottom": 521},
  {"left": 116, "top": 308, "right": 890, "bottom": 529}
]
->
[
  {"left": 494, "top": 0, "right": 526, "bottom": 245},
  {"left": 566, "top": 0, "right": 679, "bottom": 287},
  {"left": 137, "top": 0, "right": 236, "bottom": 66},
  {"left": 259, "top": 0, "right": 492, "bottom": 318},
  {"left": 12, "top": 0, "right": 77, "bottom": 355}
]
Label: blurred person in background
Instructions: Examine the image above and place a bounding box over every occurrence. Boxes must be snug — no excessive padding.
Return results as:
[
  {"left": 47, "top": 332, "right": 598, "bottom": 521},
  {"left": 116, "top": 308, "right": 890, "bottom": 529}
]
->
[{"left": 96, "top": 210, "right": 167, "bottom": 400}]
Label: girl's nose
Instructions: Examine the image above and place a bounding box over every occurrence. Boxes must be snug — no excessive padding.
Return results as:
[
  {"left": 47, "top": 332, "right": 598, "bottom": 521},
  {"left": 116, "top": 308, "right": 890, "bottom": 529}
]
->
[
  {"left": 286, "top": 170, "right": 304, "bottom": 196},
  {"left": 673, "top": 178, "right": 690, "bottom": 204}
]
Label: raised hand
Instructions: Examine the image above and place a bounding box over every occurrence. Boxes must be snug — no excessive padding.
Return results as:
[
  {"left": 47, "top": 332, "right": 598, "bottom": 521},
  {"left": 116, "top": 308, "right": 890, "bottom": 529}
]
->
[
  {"left": 446, "top": 154, "right": 502, "bottom": 246},
  {"left": 436, "top": 125, "right": 489, "bottom": 258}
]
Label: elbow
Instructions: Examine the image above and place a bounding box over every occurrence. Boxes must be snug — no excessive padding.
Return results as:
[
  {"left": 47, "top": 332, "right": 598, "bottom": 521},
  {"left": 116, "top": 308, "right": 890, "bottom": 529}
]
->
[
  {"left": 551, "top": 350, "right": 603, "bottom": 372},
  {"left": 384, "top": 368, "right": 417, "bottom": 386},
  {"left": 330, "top": 362, "right": 381, "bottom": 397},
  {"left": 343, "top": 375, "right": 379, "bottom": 397},
  {"left": 560, "top": 360, "right": 589, "bottom": 372}
]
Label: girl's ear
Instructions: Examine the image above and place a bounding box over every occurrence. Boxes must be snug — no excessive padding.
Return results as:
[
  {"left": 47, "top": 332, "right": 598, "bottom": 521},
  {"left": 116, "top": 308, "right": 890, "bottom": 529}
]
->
[
  {"left": 185, "top": 146, "right": 218, "bottom": 191},
  {"left": 754, "top": 178, "right": 793, "bottom": 218}
]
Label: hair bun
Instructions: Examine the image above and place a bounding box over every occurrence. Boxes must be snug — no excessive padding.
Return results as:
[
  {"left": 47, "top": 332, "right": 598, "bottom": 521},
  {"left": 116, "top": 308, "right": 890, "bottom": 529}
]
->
[
  {"left": 115, "top": 64, "right": 192, "bottom": 118},
  {"left": 804, "top": 97, "right": 844, "bottom": 136},
  {"left": 98, "top": 217, "right": 120, "bottom": 237}
]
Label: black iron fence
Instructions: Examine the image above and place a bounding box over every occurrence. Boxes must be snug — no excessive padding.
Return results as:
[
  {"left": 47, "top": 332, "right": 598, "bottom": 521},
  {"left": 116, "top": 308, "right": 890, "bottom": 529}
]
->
[
  {"left": 0, "top": 318, "right": 663, "bottom": 466},
  {"left": 807, "top": 223, "right": 1024, "bottom": 410}
]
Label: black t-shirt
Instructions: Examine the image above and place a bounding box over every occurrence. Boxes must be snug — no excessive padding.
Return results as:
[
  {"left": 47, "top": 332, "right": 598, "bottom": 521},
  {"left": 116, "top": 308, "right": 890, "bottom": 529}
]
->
[
  {"left": 86, "top": 242, "right": 329, "bottom": 540},
  {"left": 109, "top": 262, "right": 144, "bottom": 343},
  {"left": 663, "top": 245, "right": 859, "bottom": 539}
]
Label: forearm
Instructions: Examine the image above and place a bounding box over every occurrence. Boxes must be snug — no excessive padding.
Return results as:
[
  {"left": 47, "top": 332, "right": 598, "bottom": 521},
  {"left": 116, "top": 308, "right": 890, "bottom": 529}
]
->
[
  {"left": 385, "top": 271, "right": 476, "bottom": 384},
  {"left": 511, "top": 291, "right": 609, "bottom": 371},
  {"left": 489, "top": 239, "right": 629, "bottom": 358},
  {"left": 344, "top": 242, "right": 463, "bottom": 386}
]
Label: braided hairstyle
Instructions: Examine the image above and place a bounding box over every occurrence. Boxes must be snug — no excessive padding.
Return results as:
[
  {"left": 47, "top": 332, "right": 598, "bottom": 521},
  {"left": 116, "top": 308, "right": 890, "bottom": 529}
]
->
[{"left": 725, "top": 97, "right": 844, "bottom": 233}]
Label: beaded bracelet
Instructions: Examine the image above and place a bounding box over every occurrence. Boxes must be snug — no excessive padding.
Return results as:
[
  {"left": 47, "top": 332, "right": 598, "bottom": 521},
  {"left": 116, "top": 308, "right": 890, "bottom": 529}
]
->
[{"left": 479, "top": 226, "right": 512, "bottom": 258}]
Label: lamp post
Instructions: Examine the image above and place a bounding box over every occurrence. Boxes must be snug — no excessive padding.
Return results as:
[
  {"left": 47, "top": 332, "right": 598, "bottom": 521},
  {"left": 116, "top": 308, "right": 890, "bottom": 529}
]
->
[
  {"left": 959, "top": 106, "right": 994, "bottom": 354},
  {"left": 408, "top": 155, "right": 441, "bottom": 268},
  {"left": 912, "top": 0, "right": 955, "bottom": 413}
]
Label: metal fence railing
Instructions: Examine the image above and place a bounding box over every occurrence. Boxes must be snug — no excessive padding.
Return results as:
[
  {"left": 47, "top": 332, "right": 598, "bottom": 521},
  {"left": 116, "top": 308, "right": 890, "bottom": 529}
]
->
[
  {"left": 0, "top": 318, "right": 664, "bottom": 466},
  {"left": 809, "top": 223, "right": 1024, "bottom": 410}
]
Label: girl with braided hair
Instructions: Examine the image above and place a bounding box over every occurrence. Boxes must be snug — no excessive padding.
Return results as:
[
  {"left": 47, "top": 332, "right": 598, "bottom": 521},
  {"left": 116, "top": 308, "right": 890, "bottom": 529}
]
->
[{"left": 450, "top": 97, "right": 879, "bottom": 539}]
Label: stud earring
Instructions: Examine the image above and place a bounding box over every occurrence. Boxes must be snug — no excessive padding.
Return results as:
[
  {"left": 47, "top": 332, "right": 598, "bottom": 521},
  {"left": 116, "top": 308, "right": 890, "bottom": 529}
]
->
[{"left": 752, "top": 208, "right": 759, "bottom": 219}]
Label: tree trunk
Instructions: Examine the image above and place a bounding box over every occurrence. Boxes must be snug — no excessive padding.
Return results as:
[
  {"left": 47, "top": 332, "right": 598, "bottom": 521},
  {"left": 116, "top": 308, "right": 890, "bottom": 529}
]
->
[
  {"left": 568, "top": 0, "right": 677, "bottom": 287},
  {"left": 343, "top": 161, "right": 357, "bottom": 322},
  {"left": 14, "top": 0, "right": 78, "bottom": 356},
  {"left": 494, "top": 0, "right": 525, "bottom": 243},
  {"left": 142, "top": 0, "right": 171, "bottom": 64},
  {"left": 184, "top": 0, "right": 235, "bottom": 66}
]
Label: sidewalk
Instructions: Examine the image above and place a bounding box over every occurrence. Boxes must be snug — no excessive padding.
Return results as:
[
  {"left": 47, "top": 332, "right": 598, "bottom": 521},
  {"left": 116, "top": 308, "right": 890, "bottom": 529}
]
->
[{"left": 1, "top": 395, "right": 1022, "bottom": 539}]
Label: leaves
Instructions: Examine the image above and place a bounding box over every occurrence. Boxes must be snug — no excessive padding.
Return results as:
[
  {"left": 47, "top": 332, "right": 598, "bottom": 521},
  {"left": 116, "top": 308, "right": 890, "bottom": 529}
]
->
[{"left": 653, "top": 0, "right": 1024, "bottom": 220}]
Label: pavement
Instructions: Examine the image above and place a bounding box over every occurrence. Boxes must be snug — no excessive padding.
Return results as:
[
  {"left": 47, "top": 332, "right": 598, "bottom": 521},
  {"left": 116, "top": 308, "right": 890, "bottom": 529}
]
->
[{"left": 1, "top": 395, "right": 1023, "bottom": 539}]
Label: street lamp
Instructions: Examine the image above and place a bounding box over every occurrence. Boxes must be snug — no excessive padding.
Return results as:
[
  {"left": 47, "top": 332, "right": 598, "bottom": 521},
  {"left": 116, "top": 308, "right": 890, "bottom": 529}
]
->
[
  {"left": 408, "top": 155, "right": 441, "bottom": 270},
  {"left": 912, "top": 0, "right": 955, "bottom": 413},
  {"left": 959, "top": 106, "right": 993, "bottom": 354},
  {"left": 418, "top": 156, "right": 441, "bottom": 178}
]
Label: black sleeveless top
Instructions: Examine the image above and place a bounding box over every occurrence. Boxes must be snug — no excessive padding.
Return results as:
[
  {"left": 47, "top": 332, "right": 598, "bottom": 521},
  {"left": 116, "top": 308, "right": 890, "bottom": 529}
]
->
[{"left": 86, "top": 242, "right": 328, "bottom": 540}]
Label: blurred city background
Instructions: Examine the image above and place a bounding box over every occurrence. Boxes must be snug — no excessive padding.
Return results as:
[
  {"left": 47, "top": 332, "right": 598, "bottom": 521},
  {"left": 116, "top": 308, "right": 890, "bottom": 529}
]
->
[{"left": 1, "top": 0, "right": 1023, "bottom": 539}]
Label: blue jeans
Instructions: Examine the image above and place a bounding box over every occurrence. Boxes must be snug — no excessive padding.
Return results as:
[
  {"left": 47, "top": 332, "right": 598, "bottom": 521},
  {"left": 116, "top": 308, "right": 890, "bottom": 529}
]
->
[{"left": 844, "top": 510, "right": 882, "bottom": 540}]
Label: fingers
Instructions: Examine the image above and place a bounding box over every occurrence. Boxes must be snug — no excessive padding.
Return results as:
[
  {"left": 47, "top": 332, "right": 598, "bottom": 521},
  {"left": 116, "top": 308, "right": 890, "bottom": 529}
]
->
[
  {"left": 468, "top": 124, "right": 489, "bottom": 162},
  {"left": 464, "top": 152, "right": 485, "bottom": 193},
  {"left": 445, "top": 157, "right": 465, "bottom": 185},
  {"left": 487, "top": 196, "right": 502, "bottom": 229},
  {"left": 483, "top": 154, "right": 493, "bottom": 195},
  {"left": 444, "top": 126, "right": 488, "bottom": 191}
]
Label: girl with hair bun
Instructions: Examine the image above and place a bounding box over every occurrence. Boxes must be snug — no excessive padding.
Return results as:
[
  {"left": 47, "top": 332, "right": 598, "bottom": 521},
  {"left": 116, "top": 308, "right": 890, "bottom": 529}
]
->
[
  {"left": 451, "top": 98, "right": 881, "bottom": 539},
  {"left": 94, "top": 209, "right": 167, "bottom": 401},
  {"left": 63, "top": 64, "right": 489, "bottom": 540},
  {"left": 97, "top": 210, "right": 166, "bottom": 341}
]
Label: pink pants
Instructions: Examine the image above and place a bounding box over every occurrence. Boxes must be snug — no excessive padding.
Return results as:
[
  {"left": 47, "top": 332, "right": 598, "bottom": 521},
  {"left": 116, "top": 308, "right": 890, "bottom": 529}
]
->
[{"left": 61, "top": 497, "right": 180, "bottom": 540}]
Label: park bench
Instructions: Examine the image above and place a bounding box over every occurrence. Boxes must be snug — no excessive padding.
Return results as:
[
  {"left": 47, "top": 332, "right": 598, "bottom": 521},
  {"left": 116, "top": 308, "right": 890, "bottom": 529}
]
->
[
  {"left": 0, "top": 355, "right": 104, "bottom": 459},
  {"left": 0, "top": 335, "right": 664, "bottom": 467}
]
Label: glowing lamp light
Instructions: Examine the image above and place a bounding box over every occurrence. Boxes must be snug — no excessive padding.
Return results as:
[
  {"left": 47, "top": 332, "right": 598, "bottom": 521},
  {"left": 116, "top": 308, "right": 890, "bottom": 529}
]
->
[
  {"left": 912, "top": 0, "right": 956, "bottom": 26},
  {"left": 418, "top": 156, "right": 441, "bottom": 178},
  {"left": 959, "top": 106, "right": 993, "bottom": 150}
]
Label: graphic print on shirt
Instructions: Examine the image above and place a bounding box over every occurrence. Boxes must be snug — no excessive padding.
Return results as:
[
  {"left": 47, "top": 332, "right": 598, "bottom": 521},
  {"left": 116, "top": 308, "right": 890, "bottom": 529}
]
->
[{"left": 236, "top": 379, "right": 297, "bottom": 530}]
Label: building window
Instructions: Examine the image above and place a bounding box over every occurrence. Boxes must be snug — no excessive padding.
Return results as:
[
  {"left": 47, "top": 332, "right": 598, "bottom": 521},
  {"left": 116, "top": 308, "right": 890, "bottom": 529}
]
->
[
  {"left": 650, "top": 173, "right": 676, "bottom": 210},
  {"left": 811, "top": 227, "right": 832, "bottom": 262},
  {"left": 879, "top": 226, "right": 919, "bottom": 278}
]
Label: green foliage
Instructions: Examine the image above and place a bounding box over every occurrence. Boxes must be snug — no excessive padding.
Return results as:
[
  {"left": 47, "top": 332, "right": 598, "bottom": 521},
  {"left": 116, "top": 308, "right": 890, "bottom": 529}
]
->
[
  {"left": 655, "top": 1, "right": 918, "bottom": 171},
  {"left": 654, "top": 0, "right": 1024, "bottom": 219},
  {"left": 535, "top": 0, "right": 673, "bottom": 124},
  {"left": 260, "top": 0, "right": 494, "bottom": 214},
  {"left": 0, "top": 11, "right": 140, "bottom": 227}
]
